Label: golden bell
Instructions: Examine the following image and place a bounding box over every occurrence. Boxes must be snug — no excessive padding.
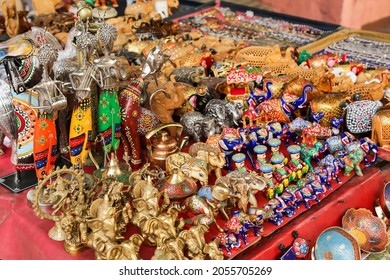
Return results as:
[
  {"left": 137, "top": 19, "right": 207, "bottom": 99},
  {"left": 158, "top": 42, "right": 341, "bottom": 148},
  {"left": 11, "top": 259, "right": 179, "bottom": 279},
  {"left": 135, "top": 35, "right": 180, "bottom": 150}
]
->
[{"left": 102, "top": 152, "right": 123, "bottom": 178}]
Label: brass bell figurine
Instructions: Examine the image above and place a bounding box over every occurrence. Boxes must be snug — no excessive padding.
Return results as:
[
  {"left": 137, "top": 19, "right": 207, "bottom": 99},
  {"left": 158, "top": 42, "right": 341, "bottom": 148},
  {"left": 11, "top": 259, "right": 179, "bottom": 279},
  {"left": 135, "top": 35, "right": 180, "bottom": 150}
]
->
[{"left": 102, "top": 152, "right": 123, "bottom": 178}]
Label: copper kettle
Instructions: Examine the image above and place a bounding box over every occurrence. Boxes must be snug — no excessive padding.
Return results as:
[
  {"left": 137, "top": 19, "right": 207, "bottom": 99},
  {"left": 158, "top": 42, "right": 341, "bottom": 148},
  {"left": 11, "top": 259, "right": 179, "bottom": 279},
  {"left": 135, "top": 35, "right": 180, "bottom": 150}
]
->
[{"left": 145, "top": 123, "right": 188, "bottom": 170}]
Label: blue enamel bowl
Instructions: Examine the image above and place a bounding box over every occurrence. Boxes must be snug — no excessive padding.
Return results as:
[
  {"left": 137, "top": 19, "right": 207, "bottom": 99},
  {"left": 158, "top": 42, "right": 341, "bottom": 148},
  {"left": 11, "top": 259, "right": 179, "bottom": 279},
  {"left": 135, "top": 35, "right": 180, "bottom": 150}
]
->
[{"left": 314, "top": 226, "right": 361, "bottom": 260}]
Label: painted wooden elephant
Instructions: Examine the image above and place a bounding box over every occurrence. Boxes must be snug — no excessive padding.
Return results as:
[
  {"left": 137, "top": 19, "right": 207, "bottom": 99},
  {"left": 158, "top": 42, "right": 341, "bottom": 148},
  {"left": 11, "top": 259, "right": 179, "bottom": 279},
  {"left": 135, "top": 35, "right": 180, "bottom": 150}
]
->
[
  {"left": 256, "top": 84, "right": 311, "bottom": 123},
  {"left": 119, "top": 78, "right": 162, "bottom": 169},
  {"left": 320, "top": 132, "right": 355, "bottom": 154},
  {"left": 342, "top": 142, "right": 365, "bottom": 177},
  {"left": 148, "top": 81, "right": 194, "bottom": 137},
  {"left": 358, "top": 137, "right": 379, "bottom": 166},
  {"left": 285, "top": 183, "right": 317, "bottom": 210},
  {"left": 238, "top": 127, "right": 258, "bottom": 168},
  {"left": 214, "top": 231, "right": 240, "bottom": 255},
  {"left": 218, "top": 129, "right": 245, "bottom": 171},
  {"left": 225, "top": 216, "right": 249, "bottom": 245},
  {"left": 232, "top": 210, "right": 264, "bottom": 237},
  {"left": 300, "top": 141, "right": 323, "bottom": 171}
]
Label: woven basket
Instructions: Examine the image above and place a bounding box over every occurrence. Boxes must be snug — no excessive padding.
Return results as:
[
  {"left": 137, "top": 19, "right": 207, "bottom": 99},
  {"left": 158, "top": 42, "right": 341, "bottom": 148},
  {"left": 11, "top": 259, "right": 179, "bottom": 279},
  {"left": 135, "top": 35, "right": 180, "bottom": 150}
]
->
[{"left": 236, "top": 45, "right": 282, "bottom": 68}]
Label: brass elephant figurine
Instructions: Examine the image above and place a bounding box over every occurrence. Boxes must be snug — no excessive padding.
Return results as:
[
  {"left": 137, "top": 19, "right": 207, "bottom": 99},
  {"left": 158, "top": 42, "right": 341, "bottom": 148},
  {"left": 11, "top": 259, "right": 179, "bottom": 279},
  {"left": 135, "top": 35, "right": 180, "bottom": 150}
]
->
[
  {"left": 166, "top": 152, "right": 209, "bottom": 186},
  {"left": 179, "top": 224, "right": 209, "bottom": 260},
  {"left": 152, "top": 236, "right": 188, "bottom": 260},
  {"left": 189, "top": 142, "right": 226, "bottom": 178}
]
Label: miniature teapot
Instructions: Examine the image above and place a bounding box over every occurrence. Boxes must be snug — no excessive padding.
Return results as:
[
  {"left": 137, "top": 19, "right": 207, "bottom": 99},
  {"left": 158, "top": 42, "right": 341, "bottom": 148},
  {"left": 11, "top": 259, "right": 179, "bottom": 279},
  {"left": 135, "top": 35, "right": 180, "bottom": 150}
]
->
[{"left": 145, "top": 122, "right": 188, "bottom": 170}]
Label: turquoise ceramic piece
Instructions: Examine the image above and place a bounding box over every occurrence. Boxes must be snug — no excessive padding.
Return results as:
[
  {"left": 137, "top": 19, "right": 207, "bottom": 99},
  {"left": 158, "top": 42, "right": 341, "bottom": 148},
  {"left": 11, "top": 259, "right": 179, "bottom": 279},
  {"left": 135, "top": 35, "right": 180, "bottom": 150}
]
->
[{"left": 314, "top": 227, "right": 361, "bottom": 260}]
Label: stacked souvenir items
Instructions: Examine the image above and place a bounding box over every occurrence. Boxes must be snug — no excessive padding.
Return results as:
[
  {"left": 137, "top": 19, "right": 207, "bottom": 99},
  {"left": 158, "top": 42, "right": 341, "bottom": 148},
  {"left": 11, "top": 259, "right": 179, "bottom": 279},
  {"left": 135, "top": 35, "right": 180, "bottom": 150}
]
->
[{"left": 0, "top": 0, "right": 387, "bottom": 260}]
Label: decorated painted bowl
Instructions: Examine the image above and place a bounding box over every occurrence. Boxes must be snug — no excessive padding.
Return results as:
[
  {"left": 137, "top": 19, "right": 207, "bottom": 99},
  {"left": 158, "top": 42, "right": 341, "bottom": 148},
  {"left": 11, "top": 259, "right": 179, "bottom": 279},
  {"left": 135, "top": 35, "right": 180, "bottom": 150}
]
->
[
  {"left": 314, "top": 226, "right": 361, "bottom": 260},
  {"left": 342, "top": 208, "right": 389, "bottom": 253}
]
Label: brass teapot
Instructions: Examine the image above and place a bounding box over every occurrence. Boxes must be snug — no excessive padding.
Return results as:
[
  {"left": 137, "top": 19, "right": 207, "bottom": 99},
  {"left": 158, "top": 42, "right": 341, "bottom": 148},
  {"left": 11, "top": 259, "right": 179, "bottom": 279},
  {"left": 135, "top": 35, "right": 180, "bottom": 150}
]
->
[{"left": 145, "top": 123, "right": 188, "bottom": 170}]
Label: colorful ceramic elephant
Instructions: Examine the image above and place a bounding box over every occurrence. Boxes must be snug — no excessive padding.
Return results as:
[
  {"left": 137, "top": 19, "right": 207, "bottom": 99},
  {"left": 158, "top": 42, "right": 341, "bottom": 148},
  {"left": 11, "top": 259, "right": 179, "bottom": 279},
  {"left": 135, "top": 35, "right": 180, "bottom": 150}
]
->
[
  {"left": 183, "top": 195, "right": 224, "bottom": 232},
  {"left": 238, "top": 127, "right": 258, "bottom": 168},
  {"left": 342, "top": 142, "right": 365, "bottom": 177},
  {"left": 358, "top": 137, "right": 378, "bottom": 166},
  {"left": 300, "top": 141, "right": 323, "bottom": 171},
  {"left": 225, "top": 216, "right": 250, "bottom": 246},
  {"left": 285, "top": 182, "right": 317, "bottom": 209},
  {"left": 218, "top": 129, "right": 245, "bottom": 171},
  {"left": 214, "top": 231, "right": 240, "bottom": 255},
  {"left": 319, "top": 132, "right": 355, "bottom": 154}
]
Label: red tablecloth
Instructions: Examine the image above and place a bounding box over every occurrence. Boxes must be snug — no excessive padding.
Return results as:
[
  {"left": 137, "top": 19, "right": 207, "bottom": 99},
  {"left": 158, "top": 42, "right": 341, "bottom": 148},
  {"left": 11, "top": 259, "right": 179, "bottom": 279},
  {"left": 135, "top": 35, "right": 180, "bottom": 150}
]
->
[
  {"left": 0, "top": 165, "right": 387, "bottom": 260},
  {"left": 234, "top": 164, "right": 390, "bottom": 260}
]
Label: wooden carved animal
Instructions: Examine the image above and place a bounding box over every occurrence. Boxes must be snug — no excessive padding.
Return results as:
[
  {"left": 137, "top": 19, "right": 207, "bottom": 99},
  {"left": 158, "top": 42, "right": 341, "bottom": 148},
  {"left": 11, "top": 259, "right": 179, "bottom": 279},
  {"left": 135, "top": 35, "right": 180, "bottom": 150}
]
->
[{"left": 124, "top": 0, "right": 179, "bottom": 18}]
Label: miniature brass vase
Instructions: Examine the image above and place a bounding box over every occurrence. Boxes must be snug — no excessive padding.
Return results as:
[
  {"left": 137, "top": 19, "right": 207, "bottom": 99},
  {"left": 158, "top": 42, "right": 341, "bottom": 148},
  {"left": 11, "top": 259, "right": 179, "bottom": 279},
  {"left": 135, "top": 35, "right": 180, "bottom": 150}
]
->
[
  {"left": 156, "top": 168, "right": 197, "bottom": 200},
  {"left": 102, "top": 152, "right": 123, "bottom": 178}
]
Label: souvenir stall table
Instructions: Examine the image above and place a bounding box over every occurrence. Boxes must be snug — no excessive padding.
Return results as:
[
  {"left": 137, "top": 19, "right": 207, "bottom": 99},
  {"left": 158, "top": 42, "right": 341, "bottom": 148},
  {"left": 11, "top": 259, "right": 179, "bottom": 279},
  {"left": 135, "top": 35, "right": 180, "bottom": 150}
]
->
[
  {"left": 0, "top": 0, "right": 389, "bottom": 260},
  {"left": 0, "top": 162, "right": 389, "bottom": 260}
]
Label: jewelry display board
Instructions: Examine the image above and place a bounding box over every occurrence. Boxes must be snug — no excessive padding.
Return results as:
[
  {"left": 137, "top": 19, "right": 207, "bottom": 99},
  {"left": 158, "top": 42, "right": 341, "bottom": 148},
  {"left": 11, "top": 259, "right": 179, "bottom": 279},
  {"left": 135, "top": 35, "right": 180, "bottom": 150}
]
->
[
  {"left": 171, "top": 1, "right": 341, "bottom": 48},
  {"left": 300, "top": 28, "right": 390, "bottom": 68}
]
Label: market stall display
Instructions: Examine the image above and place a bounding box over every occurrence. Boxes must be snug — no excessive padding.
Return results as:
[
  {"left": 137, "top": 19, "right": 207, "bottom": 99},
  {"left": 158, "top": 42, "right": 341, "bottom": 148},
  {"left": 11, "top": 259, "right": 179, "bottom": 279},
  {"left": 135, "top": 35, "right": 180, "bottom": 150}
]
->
[{"left": 0, "top": 0, "right": 388, "bottom": 260}]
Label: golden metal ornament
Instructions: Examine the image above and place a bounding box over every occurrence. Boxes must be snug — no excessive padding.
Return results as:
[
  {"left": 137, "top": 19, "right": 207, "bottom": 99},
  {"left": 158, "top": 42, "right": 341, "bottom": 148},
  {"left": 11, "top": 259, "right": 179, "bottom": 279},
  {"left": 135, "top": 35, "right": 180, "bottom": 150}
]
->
[
  {"left": 179, "top": 224, "right": 209, "bottom": 260},
  {"left": 101, "top": 152, "right": 124, "bottom": 178},
  {"left": 156, "top": 168, "right": 198, "bottom": 200},
  {"left": 372, "top": 107, "right": 390, "bottom": 148},
  {"left": 204, "top": 240, "right": 224, "bottom": 260},
  {"left": 85, "top": 181, "right": 140, "bottom": 260},
  {"left": 32, "top": 166, "right": 89, "bottom": 254},
  {"left": 310, "top": 93, "right": 351, "bottom": 127},
  {"left": 141, "top": 206, "right": 184, "bottom": 247},
  {"left": 152, "top": 236, "right": 188, "bottom": 260},
  {"left": 188, "top": 142, "right": 226, "bottom": 179}
]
